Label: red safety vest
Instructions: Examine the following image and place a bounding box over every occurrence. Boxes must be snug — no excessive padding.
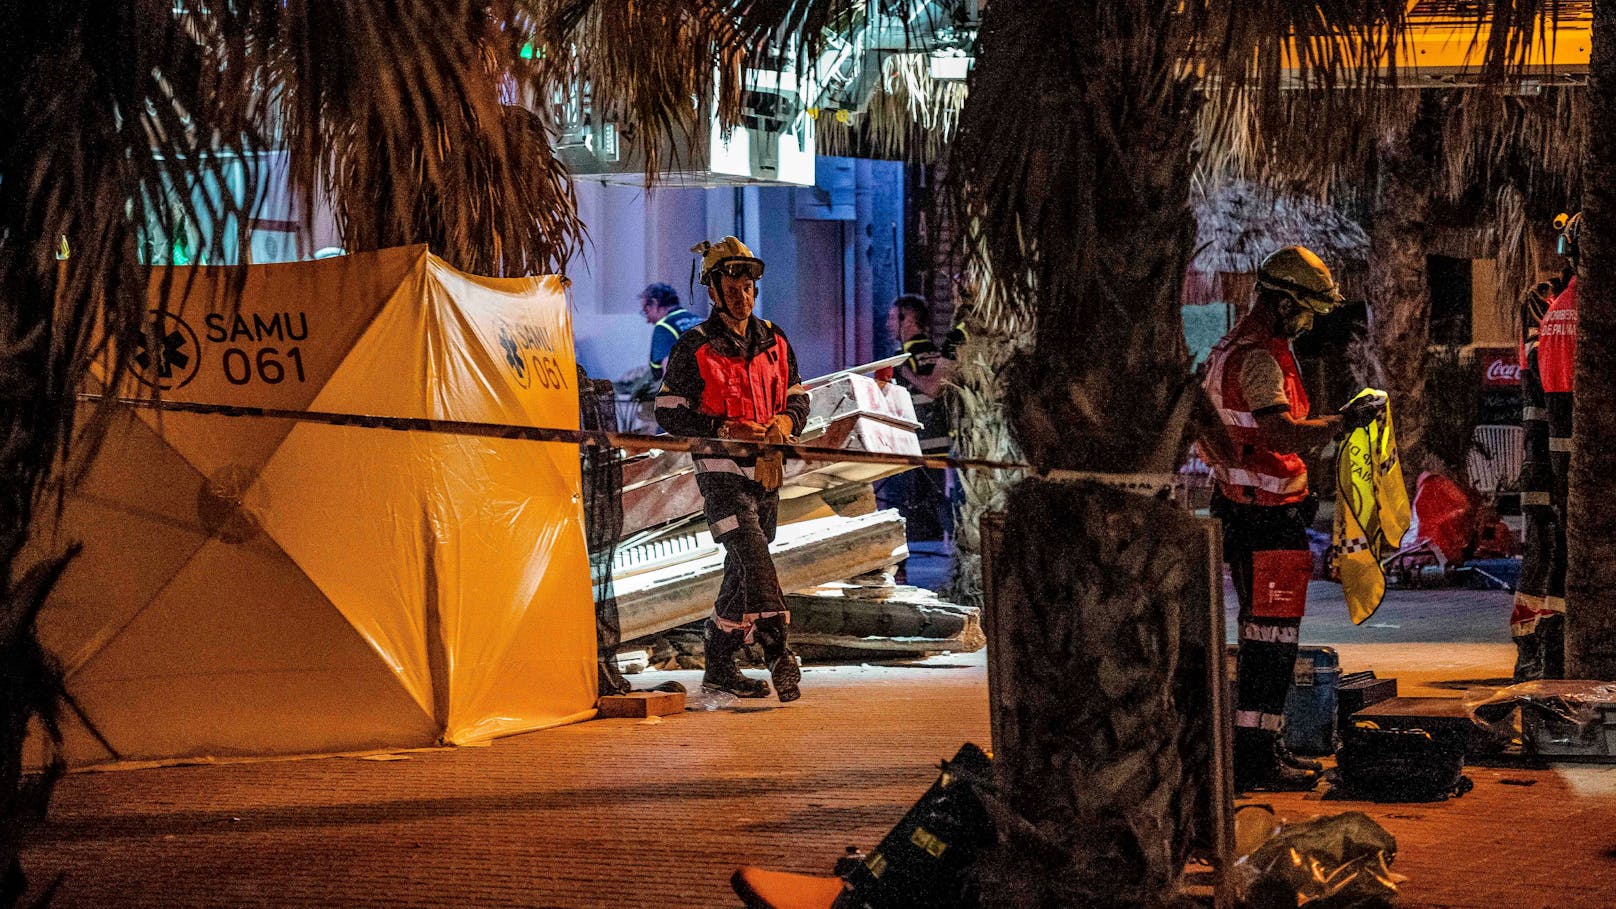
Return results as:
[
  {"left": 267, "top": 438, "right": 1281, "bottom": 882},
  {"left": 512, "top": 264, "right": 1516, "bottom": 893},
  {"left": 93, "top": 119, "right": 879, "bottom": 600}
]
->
[
  {"left": 1202, "top": 319, "right": 1311, "bottom": 506},
  {"left": 1538, "top": 276, "right": 1578, "bottom": 394},
  {"left": 694, "top": 325, "right": 793, "bottom": 424}
]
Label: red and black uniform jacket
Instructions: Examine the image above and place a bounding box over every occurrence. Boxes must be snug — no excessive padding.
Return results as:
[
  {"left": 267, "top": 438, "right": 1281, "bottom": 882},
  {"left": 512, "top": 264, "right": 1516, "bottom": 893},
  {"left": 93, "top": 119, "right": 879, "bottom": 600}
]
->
[
  {"left": 654, "top": 315, "right": 810, "bottom": 479},
  {"left": 1538, "top": 276, "right": 1578, "bottom": 394},
  {"left": 1201, "top": 317, "right": 1311, "bottom": 507}
]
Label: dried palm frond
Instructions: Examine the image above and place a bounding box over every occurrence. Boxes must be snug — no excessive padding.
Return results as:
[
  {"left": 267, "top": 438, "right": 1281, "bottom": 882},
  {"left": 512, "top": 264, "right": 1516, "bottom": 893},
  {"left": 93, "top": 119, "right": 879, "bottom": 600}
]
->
[
  {"left": 1488, "top": 183, "right": 1550, "bottom": 323},
  {"left": 865, "top": 52, "right": 969, "bottom": 162},
  {"left": 1189, "top": 179, "right": 1371, "bottom": 278},
  {"left": 949, "top": 260, "right": 1033, "bottom": 609},
  {"left": 0, "top": 0, "right": 666, "bottom": 893},
  {"left": 817, "top": 51, "right": 968, "bottom": 162},
  {"left": 1196, "top": 87, "right": 1422, "bottom": 198},
  {"left": 240, "top": 0, "right": 584, "bottom": 276},
  {"left": 1432, "top": 85, "right": 1586, "bottom": 206}
]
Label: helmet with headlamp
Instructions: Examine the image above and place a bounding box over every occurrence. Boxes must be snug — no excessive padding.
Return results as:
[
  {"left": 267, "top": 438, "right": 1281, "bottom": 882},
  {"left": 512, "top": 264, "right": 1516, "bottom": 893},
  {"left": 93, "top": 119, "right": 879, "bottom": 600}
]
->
[
  {"left": 1256, "top": 246, "right": 1344, "bottom": 315},
  {"left": 692, "top": 236, "right": 765, "bottom": 286}
]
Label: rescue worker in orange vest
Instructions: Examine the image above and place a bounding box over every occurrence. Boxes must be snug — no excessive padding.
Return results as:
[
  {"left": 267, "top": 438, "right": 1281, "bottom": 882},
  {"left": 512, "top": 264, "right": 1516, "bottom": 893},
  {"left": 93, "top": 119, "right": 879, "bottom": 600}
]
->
[
  {"left": 1529, "top": 211, "right": 1582, "bottom": 678},
  {"left": 1203, "top": 246, "right": 1377, "bottom": 792},
  {"left": 655, "top": 237, "right": 811, "bottom": 702},
  {"left": 1511, "top": 279, "right": 1558, "bottom": 679}
]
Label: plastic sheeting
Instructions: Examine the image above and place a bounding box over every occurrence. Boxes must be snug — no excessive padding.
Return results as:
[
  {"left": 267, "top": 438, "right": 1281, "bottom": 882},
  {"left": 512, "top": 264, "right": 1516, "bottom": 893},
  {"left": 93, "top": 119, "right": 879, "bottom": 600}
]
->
[
  {"left": 1468, "top": 681, "right": 1616, "bottom": 735},
  {"left": 1230, "top": 808, "right": 1401, "bottom": 908},
  {"left": 1410, "top": 471, "right": 1474, "bottom": 567},
  {"left": 31, "top": 246, "right": 596, "bottom": 767}
]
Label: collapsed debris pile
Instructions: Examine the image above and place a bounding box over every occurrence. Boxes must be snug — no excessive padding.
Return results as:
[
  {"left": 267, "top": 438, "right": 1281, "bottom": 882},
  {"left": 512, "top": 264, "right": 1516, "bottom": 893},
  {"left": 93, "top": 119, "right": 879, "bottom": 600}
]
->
[{"left": 598, "top": 365, "right": 984, "bottom": 667}]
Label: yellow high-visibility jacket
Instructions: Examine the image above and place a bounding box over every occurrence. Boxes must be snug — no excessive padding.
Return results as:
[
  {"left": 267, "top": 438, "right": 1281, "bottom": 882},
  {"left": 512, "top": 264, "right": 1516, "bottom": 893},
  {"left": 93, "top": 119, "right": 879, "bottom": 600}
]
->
[{"left": 1332, "top": 389, "right": 1411, "bottom": 624}]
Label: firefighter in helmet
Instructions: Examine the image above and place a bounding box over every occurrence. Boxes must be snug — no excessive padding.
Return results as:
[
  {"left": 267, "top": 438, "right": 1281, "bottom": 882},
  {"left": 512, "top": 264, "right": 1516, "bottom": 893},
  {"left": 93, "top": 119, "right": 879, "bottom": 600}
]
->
[
  {"left": 1202, "top": 245, "right": 1376, "bottom": 792},
  {"left": 1520, "top": 211, "right": 1583, "bottom": 678},
  {"left": 655, "top": 237, "right": 811, "bottom": 702}
]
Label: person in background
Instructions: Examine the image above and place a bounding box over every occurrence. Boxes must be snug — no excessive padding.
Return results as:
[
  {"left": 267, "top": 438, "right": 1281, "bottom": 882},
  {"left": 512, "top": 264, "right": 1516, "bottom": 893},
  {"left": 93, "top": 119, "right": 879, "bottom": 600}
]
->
[
  {"left": 1528, "top": 212, "right": 1583, "bottom": 678},
  {"left": 888, "top": 294, "right": 950, "bottom": 433},
  {"left": 640, "top": 283, "right": 702, "bottom": 388},
  {"left": 878, "top": 295, "right": 953, "bottom": 562},
  {"left": 1511, "top": 280, "right": 1557, "bottom": 679}
]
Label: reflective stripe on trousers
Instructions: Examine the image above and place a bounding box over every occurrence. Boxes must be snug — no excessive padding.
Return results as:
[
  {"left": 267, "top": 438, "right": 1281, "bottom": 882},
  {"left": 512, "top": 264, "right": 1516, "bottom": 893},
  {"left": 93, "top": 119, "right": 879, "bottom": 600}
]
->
[
  {"left": 1235, "top": 710, "right": 1285, "bottom": 731},
  {"left": 695, "top": 457, "right": 756, "bottom": 479}
]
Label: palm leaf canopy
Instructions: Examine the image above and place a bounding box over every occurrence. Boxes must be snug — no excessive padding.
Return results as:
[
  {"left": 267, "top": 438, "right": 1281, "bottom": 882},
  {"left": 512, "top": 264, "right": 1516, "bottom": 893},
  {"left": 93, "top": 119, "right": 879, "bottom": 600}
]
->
[
  {"left": 1189, "top": 180, "right": 1371, "bottom": 301},
  {"left": 0, "top": 0, "right": 1582, "bottom": 481}
]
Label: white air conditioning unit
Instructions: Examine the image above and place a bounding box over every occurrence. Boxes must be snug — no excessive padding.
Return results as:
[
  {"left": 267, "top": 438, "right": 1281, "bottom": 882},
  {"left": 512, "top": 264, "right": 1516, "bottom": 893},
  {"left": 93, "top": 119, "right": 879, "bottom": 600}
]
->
[{"left": 558, "top": 70, "right": 816, "bottom": 188}]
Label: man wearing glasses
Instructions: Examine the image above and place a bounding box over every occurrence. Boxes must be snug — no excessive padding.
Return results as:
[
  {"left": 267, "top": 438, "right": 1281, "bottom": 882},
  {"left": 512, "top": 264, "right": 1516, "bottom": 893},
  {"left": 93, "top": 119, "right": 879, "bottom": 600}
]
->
[{"left": 655, "top": 237, "right": 810, "bottom": 703}]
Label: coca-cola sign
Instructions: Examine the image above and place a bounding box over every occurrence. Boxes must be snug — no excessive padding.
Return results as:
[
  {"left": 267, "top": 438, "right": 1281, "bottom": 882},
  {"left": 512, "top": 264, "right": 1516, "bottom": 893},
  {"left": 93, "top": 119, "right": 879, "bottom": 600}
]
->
[{"left": 1480, "top": 349, "right": 1520, "bottom": 388}]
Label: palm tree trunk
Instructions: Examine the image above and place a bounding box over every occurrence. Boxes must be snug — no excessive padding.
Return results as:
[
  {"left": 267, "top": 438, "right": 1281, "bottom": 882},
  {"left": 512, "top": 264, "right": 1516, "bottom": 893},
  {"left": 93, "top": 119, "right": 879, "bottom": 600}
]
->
[
  {"left": 1566, "top": 0, "right": 1616, "bottom": 681},
  {"left": 1366, "top": 96, "right": 1438, "bottom": 477},
  {"left": 952, "top": 3, "right": 1207, "bottom": 902},
  {"left": 978, "top": 481, "right": 1219, "bottom": 908}
]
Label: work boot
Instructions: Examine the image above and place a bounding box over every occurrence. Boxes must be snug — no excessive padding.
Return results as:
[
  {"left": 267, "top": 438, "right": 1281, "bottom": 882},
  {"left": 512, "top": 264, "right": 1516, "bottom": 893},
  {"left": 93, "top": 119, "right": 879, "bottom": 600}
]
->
[
  {"left": 1233, "top": 728, "right": 1320, "bottom": 793},
  {"left": 701, "top": 619, "right": 770, "bottom": 699},
  {"left": 1513, "top": 631, "right": 1545, "bottom": 682},
  {"left": 1539, "top": 614, "right": 1566, "bottom": 680},
  {"left": 597, "top": 656, "right": 633, "bottom": 697},
  {"left": 1275, "top": 736, "right": 1325, "bottom": 773},
  {"left": 753, "top": 614, "right": 802, "bottom": 703}
]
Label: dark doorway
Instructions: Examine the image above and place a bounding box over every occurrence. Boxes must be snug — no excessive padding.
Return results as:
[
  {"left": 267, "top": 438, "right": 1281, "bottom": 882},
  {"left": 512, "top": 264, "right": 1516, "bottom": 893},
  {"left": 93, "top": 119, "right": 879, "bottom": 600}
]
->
[{"left": 1428, "top": 255, "right": 1473, "bottom": 346}]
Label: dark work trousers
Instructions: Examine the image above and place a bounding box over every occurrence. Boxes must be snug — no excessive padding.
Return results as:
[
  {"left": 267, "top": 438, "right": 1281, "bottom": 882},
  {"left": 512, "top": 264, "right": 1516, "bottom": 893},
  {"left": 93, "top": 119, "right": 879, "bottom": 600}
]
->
[
  {"left": 1213, "top": 492, "right": 1315, "bottom": 734},
  {"left": 1540, "top": 389, "right": 1574, "bottom": 678},
  {"left": 1513, "top": 359, "right": 1560, "bottom": 679},
  {"left": 696, "top": 472, "right": 786, "bottom": 630}
]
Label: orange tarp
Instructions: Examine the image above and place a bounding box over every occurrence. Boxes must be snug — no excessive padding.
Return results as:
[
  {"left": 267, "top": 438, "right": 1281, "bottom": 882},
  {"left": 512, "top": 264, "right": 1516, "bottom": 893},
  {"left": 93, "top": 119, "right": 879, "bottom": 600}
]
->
[{"left": 32, "top": 246, "right": 596, "bottom": 767}]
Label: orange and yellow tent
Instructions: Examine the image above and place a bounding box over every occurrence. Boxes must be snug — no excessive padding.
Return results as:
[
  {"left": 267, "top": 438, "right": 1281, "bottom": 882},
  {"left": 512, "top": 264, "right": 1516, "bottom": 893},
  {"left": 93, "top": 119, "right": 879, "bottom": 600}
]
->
[{"left": 32, "top": 246, "right": 596, "bottom": 767}]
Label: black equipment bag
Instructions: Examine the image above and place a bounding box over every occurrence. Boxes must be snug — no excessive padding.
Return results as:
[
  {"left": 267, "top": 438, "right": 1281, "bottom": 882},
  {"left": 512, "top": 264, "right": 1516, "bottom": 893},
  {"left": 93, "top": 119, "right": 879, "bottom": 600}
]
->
[
  {"left": 833, "top": 743, "right": 995, "bottom": 909},
  {"left": 1335, "top": 723, "right": 1472, "bottom": 802}
]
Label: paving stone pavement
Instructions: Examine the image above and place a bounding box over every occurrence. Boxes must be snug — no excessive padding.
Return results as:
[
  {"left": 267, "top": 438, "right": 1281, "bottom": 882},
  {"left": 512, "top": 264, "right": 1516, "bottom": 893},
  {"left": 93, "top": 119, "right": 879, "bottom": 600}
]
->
[{"left": 21, "top": 650, "right": 1616, "bottom": 907}]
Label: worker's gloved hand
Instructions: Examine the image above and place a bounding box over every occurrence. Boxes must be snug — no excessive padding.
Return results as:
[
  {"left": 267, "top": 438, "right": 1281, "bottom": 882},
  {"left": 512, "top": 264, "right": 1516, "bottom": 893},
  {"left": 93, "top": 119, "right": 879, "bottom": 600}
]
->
[
  {"left": 755, "top": 449, "right": 784, "bottom": 491},
  {"left": 719, "top": 420, "right": 767, "bottom": 442},
  {"left": 754, "top": 415, "right": 791, "bottom": 491},
  {"left": 1339, "top": 393, "right": 1387, "bottom": 432}
]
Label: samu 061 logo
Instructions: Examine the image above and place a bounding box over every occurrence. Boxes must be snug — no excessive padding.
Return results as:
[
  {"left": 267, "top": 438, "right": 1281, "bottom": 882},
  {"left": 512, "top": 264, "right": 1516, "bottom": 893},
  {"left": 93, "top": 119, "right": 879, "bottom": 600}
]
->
[
  {"left": 497, "top": 322, "right": 569, "bottom": 392},
  {"left": 130, "top": 310, "right": 201, "bottom": 390}
]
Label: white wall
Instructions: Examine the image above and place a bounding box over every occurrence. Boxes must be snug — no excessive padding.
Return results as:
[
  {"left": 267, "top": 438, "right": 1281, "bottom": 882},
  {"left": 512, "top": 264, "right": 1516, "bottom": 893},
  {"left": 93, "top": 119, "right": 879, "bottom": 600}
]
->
[
  {"left": 565, "top": 158, "right": 902, "bottom": 384},
  {"left": 236, "top": 155, "right": 902, "bottom": 384},
  {"left": 566, "top": 183, "right": 717, "bottom": 381}
]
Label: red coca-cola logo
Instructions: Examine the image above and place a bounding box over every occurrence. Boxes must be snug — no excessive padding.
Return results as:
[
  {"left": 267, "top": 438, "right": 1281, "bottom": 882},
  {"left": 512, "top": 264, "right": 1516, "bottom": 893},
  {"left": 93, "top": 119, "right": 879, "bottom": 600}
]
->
[{"left": 1480, "top": 351, "right": 1520, "bottom": 387}]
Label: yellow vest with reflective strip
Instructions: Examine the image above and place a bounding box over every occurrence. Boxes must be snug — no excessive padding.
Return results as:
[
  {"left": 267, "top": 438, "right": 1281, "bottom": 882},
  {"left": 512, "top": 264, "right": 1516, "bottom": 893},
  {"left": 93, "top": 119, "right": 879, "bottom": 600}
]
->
[{"left": 1331, "top": 389, "right": 1411, "bottom": 624}]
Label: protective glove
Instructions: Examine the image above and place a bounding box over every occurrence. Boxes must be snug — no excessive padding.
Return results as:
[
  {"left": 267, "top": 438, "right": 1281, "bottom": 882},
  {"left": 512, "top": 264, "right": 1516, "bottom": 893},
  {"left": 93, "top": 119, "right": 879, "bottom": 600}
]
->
[
  {"left": 755, "top": 448, "right": 784, "bottom": 491},
  {"left": 1339, "top": 393, "right": 1387, "bottom": 432},
  {"left": 755, "top": 416, "right": 792, "bottom": 492},
  {"left": 719, "top": 420, "right": 767, "bottom": 442}
]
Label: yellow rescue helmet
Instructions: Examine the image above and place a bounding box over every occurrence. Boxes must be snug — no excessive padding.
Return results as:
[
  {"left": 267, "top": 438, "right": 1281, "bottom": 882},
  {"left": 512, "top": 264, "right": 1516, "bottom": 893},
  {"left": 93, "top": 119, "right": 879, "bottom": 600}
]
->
[
  {"left": 1554, "top": 212, "right": 1582, "bottom": 261},
  {"left": 1256, "top": 245, "right": 1344, "bottom": 315},
  {"left": 692, "top": 236, "right": 765, "bottom": 286}
]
